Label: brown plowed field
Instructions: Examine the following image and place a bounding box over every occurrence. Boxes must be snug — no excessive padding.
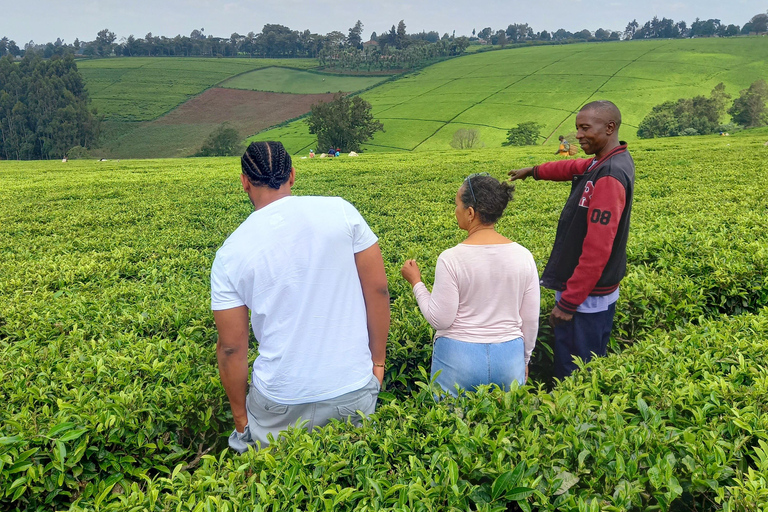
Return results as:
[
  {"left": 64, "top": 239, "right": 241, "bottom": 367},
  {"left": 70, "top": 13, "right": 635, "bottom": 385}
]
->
[
  {"left": 155, "top": 88, "right": 337, "bottom": 134},
  {"left": 102, "top": 89, "right": 337, "bottom": 158}
]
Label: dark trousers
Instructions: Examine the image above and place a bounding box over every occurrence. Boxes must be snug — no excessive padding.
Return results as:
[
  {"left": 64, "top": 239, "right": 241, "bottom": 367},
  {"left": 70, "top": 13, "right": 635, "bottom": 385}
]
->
[{"left": 553, "top": 302, "right": 616, "bottom": 379}]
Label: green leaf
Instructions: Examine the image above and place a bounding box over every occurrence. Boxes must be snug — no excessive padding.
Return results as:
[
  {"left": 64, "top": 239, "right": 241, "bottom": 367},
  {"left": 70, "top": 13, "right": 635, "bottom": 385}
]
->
[
  {"left": 506, "top": 486, "right": 535, "bottom": 501},
  {"left": 491, "top": 464, "right": 525, "bottom": 501},
  {"left": 48, "top": 422, "right": 76, "bottom": 438},
  {"left": 59, "top": 428, "right": 88, "bottom": 443}
]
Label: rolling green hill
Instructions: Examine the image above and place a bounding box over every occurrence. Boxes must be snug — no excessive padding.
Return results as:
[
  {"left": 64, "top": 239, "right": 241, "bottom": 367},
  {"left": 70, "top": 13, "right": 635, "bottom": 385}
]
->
[
  {"left": 251, "top": 37, "right": 768, "bottom": 154},
  {"left": 219, "top": 67, "right": 390, "bottom": 94},
  {"left": 78, "top": 57, "right": 319, "bottom": 121}
]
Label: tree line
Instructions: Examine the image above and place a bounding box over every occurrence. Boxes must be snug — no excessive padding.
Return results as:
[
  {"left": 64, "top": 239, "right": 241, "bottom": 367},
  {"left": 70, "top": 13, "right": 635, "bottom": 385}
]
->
[
  {"left": 0, "top": 54, "right": 99, "bottom": 160},
  {"left": 2, "top": 9, "right": 765, "bottom": 62},
  {"left": 319, "top": 20, "right": 470, "bottom": 72},
  {"left": 637, "top": 80, "right": 768, "bottom": 138}
]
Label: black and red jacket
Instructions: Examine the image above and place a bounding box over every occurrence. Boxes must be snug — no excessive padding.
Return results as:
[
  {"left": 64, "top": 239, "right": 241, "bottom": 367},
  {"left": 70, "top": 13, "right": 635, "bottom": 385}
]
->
[{"left": 533, "top": 142, "right": 634, "bottom": 314}]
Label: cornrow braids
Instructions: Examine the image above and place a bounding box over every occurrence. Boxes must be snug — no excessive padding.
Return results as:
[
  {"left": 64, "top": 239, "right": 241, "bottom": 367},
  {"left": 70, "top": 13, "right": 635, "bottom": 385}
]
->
[{"left": 241, "top": 141, "right": 293, "bottom": 190}]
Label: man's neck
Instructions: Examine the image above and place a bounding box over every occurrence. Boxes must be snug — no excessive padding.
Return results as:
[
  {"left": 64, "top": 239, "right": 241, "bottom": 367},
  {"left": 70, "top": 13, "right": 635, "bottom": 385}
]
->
[
  {"left": 250, "top": 190, "right": 291, "bottom": 211},
  {"left": 594, "top": 139, "right": 621, "bottom": 160}
]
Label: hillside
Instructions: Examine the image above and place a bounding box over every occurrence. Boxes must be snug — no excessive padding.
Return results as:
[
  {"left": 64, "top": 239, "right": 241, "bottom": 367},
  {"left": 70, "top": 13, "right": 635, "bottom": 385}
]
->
[
  {"left": 78, "top": 57, "right": 394, "bottom": 158},
  {"left": 2, "top": 135, "right": 768, "bottom": 509},
  {"left": 252, "top": 37, "right": 768, "bottom": 154}
]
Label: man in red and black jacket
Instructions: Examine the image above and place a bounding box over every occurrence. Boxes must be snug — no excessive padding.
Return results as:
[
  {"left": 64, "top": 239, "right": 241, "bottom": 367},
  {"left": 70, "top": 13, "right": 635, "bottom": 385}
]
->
[{"left": 509, "top": 101, "right": 634, "bottom": 379}]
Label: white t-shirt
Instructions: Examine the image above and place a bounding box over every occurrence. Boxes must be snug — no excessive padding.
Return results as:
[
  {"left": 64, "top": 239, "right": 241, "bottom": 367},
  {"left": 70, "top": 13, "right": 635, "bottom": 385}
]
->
[
  {"left": 211, "top": 196, "right": 378, "bottom": 404},
  {"left": 412, "top": 243, "right": 540, "bottom": 364}
]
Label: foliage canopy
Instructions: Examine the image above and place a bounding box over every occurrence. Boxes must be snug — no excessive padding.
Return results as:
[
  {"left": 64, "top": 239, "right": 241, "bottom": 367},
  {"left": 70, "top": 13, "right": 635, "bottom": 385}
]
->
[
  {"left": 0, "top": 54, "right": 100, "bottom": 160},
  {"left": 306, "top": 93, "right": 383, "bottom": 152},
  {"left": 637, "top": 83, "right": 730, "bottom": 138},
  {"left": 504, "top": 121, "right": 542, "bottom": 146},
  {"left": 196, "top": 124, "right": 242, "bottom": 157},
  {"left": 728, "top": 79, "right": 768, "bottom": 128}
]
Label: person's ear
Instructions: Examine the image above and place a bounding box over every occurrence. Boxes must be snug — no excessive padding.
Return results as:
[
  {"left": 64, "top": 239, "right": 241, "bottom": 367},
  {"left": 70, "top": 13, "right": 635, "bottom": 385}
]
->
[
  {"left": 240, "top": 173, "right": 249, "bottom": 191},
  {"left": 288, "top": 167, "right": 296, "bottom": 187},
  {"left": 466, "top": 206, "right": 476, "bottom": 222},
  {"left": 606, "top": 121, "right": 616, "bottom": 136}
]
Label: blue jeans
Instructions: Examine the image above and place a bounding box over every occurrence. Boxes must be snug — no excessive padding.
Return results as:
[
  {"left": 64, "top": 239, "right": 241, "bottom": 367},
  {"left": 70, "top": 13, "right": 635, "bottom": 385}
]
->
[
  {"left": 553, "top": 302, "right": 616, "bottom": 379},
  {"left": 431, "top": 336, "right": 525, "bottom": 396}
]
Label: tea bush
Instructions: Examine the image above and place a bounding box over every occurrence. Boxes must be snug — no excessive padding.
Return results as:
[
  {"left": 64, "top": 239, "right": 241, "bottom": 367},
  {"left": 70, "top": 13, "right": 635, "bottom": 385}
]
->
[{"left": 1, "top": 135, "right": 767, "bottom": 510}]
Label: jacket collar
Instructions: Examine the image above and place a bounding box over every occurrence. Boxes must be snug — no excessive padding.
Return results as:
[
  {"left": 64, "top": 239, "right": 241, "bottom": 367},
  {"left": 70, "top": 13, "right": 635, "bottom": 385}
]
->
[{"left": 591, "top": 142, "right": 628, "bottom": 169}]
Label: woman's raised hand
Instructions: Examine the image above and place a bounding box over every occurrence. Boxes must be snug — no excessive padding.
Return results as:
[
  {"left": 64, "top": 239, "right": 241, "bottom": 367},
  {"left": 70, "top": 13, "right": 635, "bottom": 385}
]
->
[{"left": 400, "top": 259, "right": 422, "bottom": 286}]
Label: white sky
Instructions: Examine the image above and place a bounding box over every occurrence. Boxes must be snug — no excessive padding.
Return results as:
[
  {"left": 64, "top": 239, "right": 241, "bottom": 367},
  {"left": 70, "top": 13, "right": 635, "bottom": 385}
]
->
[{"left": 1, "top": 0, "right": 765, "bottom": 44}]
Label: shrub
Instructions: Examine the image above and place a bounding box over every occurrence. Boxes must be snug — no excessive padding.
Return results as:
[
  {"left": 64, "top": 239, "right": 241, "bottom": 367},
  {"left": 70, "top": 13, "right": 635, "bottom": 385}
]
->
[
  {"left": 196, "top": 124, "right": 242, "bottom": 157},
  {"left": 504, "top": 121, "right": 542, "bottom": 146},
  {"left": 66, "top": 146, "right": 91, "bottom": 159},
  {"left": 450, "top": 128, "right": 483, "bottom": 149}
]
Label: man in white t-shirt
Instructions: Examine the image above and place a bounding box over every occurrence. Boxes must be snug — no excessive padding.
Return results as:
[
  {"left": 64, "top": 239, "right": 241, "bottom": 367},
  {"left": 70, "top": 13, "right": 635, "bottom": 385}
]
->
[{"left": 211, "top": 141, "right": 390, "bottom": 452}]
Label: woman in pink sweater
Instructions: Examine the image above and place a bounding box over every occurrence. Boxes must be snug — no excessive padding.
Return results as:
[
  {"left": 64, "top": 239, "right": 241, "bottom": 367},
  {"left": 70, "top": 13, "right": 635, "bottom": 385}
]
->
[{"left": 401, "top": 174, "right": 540, "bottom": 396}]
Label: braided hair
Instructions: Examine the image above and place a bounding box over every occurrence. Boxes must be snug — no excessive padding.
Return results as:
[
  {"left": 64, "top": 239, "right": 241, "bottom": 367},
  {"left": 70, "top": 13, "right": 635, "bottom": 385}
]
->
[{"left": 241, "top": 141, "right": 293, "bottom": 190}]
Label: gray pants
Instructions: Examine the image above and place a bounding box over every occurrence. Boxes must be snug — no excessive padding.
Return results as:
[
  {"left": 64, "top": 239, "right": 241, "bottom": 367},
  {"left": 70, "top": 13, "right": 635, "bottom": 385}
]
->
[{"left": 229, "top": 375, "right": 380, "bottom": 452}]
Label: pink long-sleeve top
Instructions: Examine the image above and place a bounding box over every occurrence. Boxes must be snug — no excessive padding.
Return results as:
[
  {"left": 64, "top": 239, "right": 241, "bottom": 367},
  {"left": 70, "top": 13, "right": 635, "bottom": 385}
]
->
[{"left": 412, "top": 242, "right": 540, "bottom": 364}]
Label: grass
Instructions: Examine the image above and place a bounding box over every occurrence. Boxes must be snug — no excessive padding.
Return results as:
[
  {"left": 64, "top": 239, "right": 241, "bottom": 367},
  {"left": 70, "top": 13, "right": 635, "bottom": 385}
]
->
[
  {"left": 78, "top": 57, "right": 318, "bottom": 121},
  {"left": 251, "top": 37, "right": 768, "bottom": 154},
  {"left": 219, "top": 67, "right": 389, "bottom": 94}
]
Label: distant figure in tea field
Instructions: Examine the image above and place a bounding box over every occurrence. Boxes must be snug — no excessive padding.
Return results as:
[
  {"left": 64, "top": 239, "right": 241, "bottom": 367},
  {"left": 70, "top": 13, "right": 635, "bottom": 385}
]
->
[
  {"left": 509, "top": 100, "right": 635, "bottom": 379},
  {"left": 555, "top": 135, "right": 570, "bottom": 156},
  {"left": 211, "top": 141, "right": 390, "bottom": 452},
  {"left": 401, "top": 174, "right": 540, "bottom": 395}
]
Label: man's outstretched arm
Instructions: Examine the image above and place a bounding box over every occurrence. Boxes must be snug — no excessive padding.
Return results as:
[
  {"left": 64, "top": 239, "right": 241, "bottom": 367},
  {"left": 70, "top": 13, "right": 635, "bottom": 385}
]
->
[
  {"left": 354, "top": 242, "right": 390, "bottom": 385},
  {"left": 214, "top": 306, "right": 250, "bottom": 432}
]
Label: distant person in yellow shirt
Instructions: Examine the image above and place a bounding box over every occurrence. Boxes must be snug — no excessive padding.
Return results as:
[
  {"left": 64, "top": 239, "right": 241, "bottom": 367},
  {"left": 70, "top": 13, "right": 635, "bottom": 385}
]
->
[{"left": 555, "top": 135, "right": 570, "bottom": 156}]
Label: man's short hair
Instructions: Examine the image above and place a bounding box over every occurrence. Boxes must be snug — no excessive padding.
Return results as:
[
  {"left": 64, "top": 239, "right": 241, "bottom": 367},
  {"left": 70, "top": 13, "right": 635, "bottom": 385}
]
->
[
  {"left": 581, "top": 100, "right": 622, "bottom": 128},
  {"left": 241, "top": 141, "right": 292, "bottom": 189}
]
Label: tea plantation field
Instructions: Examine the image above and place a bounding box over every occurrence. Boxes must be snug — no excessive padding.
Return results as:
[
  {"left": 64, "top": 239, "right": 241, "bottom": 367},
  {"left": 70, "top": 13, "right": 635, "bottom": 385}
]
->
[
  {"left": 253, "top": 37, "right": 768, "bottom": 154},
  {"left": 2, "top": 134, "right": 768, "bottom": 510},
  {"left": 219, "top": 67, "right": 390, "bottom": 95},
  {"left": 78, "top": 58, "right": 319, "bottom": 121}
]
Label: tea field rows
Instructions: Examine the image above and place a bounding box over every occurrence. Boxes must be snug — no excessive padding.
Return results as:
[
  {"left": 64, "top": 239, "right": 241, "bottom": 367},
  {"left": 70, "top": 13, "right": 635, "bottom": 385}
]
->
[
  {"left": 252, "top": 37, "right": 768, "bottom": 154},
  {"left": 1, "top": 134, "right": 768, "bottom": 510},
  {"left": 218, "top": 67, "right": 390, "bottom": 95},
  {"left": 78, "top": 57, "right": 319, "bottom": 121}
]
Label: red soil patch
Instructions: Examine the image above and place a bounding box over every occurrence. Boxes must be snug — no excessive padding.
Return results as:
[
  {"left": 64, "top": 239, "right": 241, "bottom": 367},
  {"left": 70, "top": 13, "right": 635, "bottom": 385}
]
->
[{"left": 155, "top": 88, "right": 337, "bottom": 135}]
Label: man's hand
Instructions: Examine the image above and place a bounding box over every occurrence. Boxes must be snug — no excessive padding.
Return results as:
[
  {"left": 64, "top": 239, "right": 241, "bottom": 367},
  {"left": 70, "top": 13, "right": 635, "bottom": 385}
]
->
[
  {"left": 549, "top": 305, "right": 573, "bottom": 327},
  {"left": 508, "top": 167, "right": 534, "bottom": 181},
  {"left": 525, "top": 365, "right": 529, "bottom": 383},
  {"left": 372, "top": 364, "right": 384, "bottom": 386},
  {"left": 400, "top": 259, "right": 422, "bottom": 286}
]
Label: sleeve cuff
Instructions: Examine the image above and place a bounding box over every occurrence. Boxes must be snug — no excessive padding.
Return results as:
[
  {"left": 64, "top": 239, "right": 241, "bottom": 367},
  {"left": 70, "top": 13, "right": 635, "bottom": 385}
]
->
[{"left": 555, "top": 300, "right": 578, "bottom": 315}]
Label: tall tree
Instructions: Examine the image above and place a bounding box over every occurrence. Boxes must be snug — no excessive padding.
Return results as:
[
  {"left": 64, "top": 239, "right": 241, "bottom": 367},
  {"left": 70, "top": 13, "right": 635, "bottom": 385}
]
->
[
  {"left": 624, "top": 19, "right": 639, "bottom": 39},
  {"left": 95, "top": 29, "right": 116, "bottom": 57},
  {"left": 396, "top": 20, "right": 407, "bottom": 49},
  {"left": 348, "top": 20, "right": 363, "bottom": 49},
  {"left": 307, "top": 93, "right": 383, "bottom": 152},
  {"left": 728, "top": 80, "right": 768, "bottom": 127},
  {"left": 749, "top": 13, "right": 768, "bottom": 33}
]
